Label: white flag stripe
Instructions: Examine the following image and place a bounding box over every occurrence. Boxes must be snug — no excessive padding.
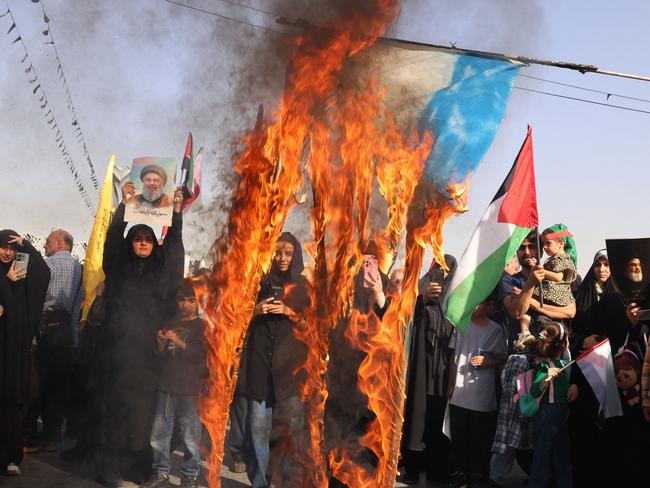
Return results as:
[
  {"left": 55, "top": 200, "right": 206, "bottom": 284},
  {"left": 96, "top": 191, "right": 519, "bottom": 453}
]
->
[
  {"left": 443, "top": 194, "right": 516, "bottom": 305},
  {"left": 576, "top": 340, "right": 622, "bottom": 419}
]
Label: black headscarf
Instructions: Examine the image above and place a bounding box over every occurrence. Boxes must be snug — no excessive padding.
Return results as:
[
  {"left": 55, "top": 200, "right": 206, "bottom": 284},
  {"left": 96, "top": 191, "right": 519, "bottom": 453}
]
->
[{"left": 573, "top": 249, "right": 615, "bottom": 336}]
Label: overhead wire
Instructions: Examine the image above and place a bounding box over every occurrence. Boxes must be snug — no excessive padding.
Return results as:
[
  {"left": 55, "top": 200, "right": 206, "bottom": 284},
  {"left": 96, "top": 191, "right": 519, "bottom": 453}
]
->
[
  {"left": 1, "top": 2, "right": 95, "bottom": 213},
  {"left": 513, "top": 86, "right": 650, "bottom": 115},
  {"left": 38, "top": 0, "right": 100, "bottom": 190},
  {"left": 519, "top": 73, "right": 650, "bottom": 104},
  {"left": 161, "top": 0, "right": 290, "bottom": 36}
]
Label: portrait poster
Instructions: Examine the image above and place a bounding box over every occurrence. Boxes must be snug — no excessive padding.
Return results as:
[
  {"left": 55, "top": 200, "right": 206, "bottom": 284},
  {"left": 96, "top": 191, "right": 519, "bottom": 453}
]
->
[
  {"left": 606, "top": 238, "right": 650, "bottom": 309},
  {"left": 124, "top": 157, "right": 177, "bottom": 227}
]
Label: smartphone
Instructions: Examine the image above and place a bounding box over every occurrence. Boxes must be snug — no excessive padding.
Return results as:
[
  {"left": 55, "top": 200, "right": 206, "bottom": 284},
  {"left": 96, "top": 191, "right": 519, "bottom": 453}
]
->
[
  {"left": 429, "top": 266, "right": 444, "bottom": 285},
  {"left": 363, "top": 255, "right": 379, "bottom": 288},
  {"left": 15, "top": 252, "right": 29, "bottom": 273},
  {"left": 269, "top": 285, "right": 284, "bottom": 300}
]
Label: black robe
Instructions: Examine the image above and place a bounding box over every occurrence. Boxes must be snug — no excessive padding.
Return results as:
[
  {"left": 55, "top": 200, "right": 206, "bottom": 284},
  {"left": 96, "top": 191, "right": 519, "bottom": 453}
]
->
[
  {"left": 0, "top": 232, "right": 50, "bottom": 469},
  {"left": 98, "top": 204, "right": 184, "bottom": 451},
  {"left": 402, "top": 255, "right": 457, "bottom": 453}
]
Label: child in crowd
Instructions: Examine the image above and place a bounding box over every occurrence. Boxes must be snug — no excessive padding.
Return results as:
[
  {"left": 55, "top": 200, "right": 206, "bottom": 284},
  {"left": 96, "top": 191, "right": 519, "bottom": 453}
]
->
[
  {"left": 516, "top": 224, "right": 577, "bottom": 348},
  {"left": 142, "top": 280, "right": 207, "bottom": 488},
  {"left": 446, "top": 293, "right": 507, "bottom": 488},
  {"left": 528, "top": 320, "right": 572, "bottom": 488}
]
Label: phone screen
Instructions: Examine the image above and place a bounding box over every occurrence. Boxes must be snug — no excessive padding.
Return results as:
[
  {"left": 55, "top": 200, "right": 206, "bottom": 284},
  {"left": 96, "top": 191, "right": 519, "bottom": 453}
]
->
[{"left": 15, "top": 252, "right": 29, "bottom": 272}]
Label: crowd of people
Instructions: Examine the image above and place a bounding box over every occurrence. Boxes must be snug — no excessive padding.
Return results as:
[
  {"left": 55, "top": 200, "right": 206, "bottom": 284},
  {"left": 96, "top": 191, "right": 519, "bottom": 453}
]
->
[{"left": 1, "top": 178, "right": 650, "bottom": 488}]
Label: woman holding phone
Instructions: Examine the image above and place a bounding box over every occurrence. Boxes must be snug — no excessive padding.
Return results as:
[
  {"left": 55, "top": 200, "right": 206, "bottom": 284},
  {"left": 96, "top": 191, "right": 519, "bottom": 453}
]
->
[
  {"left": 239, "top": 232, "right": 309, "bottom": 488},
  {"left": 0, "top": 230, "right": 50, "bottom": 476}
]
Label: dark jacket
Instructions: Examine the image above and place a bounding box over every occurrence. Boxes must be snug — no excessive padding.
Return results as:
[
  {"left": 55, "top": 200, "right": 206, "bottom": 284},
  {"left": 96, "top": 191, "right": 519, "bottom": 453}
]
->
[
  {"left": 241, "top": 232, "right": 309, "bottom": 405},
  {"left": 158, "top": 317, "right": 207, "bottom": 396}
]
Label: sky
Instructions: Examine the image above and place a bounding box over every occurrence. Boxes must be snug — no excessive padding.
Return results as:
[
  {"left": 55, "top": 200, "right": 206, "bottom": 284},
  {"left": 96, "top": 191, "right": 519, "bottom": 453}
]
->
[{"left": 1, "top": 0, "right": 649, "bottom": 276}]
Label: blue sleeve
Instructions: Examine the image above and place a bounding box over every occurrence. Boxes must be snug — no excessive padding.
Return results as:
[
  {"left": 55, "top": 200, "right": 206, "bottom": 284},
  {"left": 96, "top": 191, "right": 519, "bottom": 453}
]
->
[{"left": 498, "top": 273, "right": 519, "bottom": 301}]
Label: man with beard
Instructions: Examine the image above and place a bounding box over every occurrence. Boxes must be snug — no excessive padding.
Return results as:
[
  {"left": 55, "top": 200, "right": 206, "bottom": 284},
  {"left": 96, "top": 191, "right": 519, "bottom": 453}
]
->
[
  {"left": 626, "top": 258, "right": 643, "bottom": 283},
  {"left": 488, "top": 230, "right": 577, "bottom": 488},
  {"left": 125, "top": 165, "right": 173, "bottom": 210}
]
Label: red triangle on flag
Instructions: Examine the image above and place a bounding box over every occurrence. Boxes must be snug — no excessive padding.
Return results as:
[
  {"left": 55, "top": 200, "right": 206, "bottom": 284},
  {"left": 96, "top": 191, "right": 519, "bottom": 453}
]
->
[{"left": 498, "top": 125, "right": 538, "bottom": 228}]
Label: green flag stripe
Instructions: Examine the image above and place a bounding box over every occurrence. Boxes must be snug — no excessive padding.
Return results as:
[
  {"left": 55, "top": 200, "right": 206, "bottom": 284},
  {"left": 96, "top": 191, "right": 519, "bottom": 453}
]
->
[{"left": 446, "top": 225, "right": 531, "bottom": 333}]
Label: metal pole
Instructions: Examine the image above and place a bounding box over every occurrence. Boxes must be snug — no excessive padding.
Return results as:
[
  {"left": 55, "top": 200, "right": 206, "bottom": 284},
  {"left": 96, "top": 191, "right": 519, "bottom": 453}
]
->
[
  {"left": 276, "top": 18, "right": 650, "bottom": 82},
  {"left": 379, "top": 37, "right": 650, "bottom": 82},
  {"left": 535, "top": 226, "right": 544, "bottom": 308}
]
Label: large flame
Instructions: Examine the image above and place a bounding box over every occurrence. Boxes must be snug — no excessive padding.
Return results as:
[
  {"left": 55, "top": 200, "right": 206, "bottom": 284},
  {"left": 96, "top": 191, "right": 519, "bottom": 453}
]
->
[
  {"left": 200, "top": 1, "right": 474, "bottom": 486},
  {"left": 199, "top": 1, "right": 406, "bottom": 487}
]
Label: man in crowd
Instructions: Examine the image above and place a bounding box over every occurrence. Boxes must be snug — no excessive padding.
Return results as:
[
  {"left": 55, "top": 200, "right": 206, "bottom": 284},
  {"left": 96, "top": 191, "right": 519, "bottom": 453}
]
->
[
  {"left": 489, "top": 230, "right": 577, "bottom": 487},
  {"left": 28, "top": 229, "right": 83, "bottom": 452}
]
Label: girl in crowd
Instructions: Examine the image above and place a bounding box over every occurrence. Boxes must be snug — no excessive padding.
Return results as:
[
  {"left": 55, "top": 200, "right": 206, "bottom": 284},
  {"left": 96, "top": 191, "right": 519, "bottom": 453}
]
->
[
  {"left": 0, "top": 230, "right": 50, "bottom": 476},
  {"left": 528, "top": 320, "right": 572, "bottom": 488},
  {"left": 239, "top": 232, "right": 309, "bottom": 488},
  {"left": 96, "top": 184, "right": 184, "bottom": 487}
]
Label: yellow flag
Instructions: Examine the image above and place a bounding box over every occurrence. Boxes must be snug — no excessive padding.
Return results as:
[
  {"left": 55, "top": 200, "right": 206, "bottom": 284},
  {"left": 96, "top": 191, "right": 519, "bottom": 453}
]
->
[{"left": 80, "top": 155, "right": 116, "bottom": 325}]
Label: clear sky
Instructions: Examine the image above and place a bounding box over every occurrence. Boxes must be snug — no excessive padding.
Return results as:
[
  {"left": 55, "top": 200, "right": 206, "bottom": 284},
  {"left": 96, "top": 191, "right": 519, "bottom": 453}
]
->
[{"left": 1, "top": 0, "right": 649, "bottom": 276}]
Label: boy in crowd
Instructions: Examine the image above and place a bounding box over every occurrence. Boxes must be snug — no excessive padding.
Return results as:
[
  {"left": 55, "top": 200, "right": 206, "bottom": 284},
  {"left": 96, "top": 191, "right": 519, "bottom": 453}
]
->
[
  {"left": 447, "top": 293, "right": 508, "bottom": 488},
  {"left": 142, "top": 280, "right": 207, "bottom": 488}
]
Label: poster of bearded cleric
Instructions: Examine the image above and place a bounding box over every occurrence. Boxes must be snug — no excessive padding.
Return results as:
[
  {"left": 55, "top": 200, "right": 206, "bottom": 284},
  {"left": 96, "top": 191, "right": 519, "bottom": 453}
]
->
[
  {"left": 124, "top": 157, "right": 177, "bottom": 227},
  {"left": 606, "top": 237, "right": 650, "bottom": 308}
]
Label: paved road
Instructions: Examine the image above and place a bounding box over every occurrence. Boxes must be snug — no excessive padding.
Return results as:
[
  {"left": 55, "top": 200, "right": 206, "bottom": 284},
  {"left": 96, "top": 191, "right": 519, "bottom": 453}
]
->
[{"left": 0, "top": 446, "right": 526, "bottom": 487}]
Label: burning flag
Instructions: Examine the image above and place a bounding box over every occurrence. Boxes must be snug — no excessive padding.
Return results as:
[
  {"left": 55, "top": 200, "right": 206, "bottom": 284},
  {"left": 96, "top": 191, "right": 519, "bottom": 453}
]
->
[
  {"left": 575, "top": 339, "right": 623, "bottom": 418},
  {"left": 443, "top": 126, "right": 538, "bottom": 333},
  {"left": 199, "top": 3, "right": 525, "bottom": 486},
  {"left": 80, "top": 155, "right": 115, "bottom": 324}
]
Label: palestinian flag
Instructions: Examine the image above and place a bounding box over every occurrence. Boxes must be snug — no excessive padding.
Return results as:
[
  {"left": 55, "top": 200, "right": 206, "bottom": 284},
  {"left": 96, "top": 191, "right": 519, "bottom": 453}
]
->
[
  {"left": 575, "top": 339, "right": 622, "bottom": 418},
  {"left": 443, "top": 126, "right": 538, "bottom": 333}
]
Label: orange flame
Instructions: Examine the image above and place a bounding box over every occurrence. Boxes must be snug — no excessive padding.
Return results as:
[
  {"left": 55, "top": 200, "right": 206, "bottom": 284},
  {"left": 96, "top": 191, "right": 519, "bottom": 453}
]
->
[{"left": 199, "top": 2, "right": 406, "bottom": 487}]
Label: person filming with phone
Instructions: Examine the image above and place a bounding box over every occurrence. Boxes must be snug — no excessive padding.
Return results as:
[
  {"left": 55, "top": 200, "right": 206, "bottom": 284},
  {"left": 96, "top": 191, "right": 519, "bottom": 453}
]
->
[
  {"left": 0, "top": 230, "right": 50, "bottom": 476},
  {"left": 238, "top": 232, "right": 309, "bottom": 488}
]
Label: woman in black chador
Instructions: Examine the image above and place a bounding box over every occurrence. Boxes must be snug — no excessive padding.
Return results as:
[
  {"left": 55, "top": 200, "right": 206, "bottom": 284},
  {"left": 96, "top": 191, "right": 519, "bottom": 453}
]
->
[
  {"left": 96, "top": 186, "right": 184, "bottom": 487},
  {"left": 401, "top": 254, "right": 457, "bottom": 485},
  {"left": 0, "top": 230, "right": 50, "bottom": 476}
]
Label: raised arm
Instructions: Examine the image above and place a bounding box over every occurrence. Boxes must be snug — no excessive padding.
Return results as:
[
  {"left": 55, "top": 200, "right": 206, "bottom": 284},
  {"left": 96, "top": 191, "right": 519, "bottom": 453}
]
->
[
  {"left": 162, "top": 188, "right": 185, "bottom": 284},
  {"left": 103, "top": 202, "right": 128, "bottom": 275},
  {"left": 528, "top": 298, "right": 576, "bottom": 319}
]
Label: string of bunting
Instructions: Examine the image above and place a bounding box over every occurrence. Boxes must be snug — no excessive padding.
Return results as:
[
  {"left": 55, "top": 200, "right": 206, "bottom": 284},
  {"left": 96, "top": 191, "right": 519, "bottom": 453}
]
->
[
  {"left": 1, "top": 4, "right": 95, "bottom": 214},
  {"left": 37, "top": 0, "right": 99, "bottom": 190}
]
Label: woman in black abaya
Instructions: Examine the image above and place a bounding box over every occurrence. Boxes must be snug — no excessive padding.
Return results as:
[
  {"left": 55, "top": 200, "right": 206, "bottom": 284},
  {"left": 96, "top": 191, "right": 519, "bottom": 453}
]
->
[
  {"left": 401, "top": 254, "right": 457, "bottom": 485},
  {"left": 96, "top": 184, "right": 184, "bottom": 486},
  {"left": 0, "top": 230, "right": 50, "bottom": 475}
]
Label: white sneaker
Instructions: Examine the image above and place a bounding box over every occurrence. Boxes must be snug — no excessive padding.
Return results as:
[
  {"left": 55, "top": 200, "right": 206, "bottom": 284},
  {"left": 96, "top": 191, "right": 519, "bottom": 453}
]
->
[{"left": 6, "top": 462, "right": 21, "bottom": 476}]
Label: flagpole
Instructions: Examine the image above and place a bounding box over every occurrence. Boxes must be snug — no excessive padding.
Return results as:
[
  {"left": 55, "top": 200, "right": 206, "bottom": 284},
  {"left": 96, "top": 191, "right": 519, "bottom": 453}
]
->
[
  {"left": 275, "top": 18, "right": 650, "bottom": 82},
  {"left": 535, "top": 226, "right": 544, "bottom": 307},
  {"left": 379, "top": 37, "right": 650, "bottom": 83}
]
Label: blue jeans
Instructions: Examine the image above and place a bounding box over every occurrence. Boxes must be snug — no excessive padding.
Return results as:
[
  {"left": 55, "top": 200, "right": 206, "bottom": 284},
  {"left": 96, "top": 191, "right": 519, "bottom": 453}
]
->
[
  {"left": 150, "top": 391, "right": 202, "bottom": 477},
  {"left": 529, "top": 403, "right": 572, "bottom": 488},
  {"left": 246, "top": 399, "right": 272, "bottom": 488}
]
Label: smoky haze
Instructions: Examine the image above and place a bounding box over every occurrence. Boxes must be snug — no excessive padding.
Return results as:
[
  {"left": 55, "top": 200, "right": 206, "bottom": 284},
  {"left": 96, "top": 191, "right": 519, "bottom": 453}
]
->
[{"left": 1, "top": 0, "right": 543, "bottom": 263}]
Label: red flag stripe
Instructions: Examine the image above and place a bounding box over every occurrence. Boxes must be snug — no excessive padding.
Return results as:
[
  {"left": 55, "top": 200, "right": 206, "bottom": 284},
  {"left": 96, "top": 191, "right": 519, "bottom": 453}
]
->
[{"left": 497, "top": 125, "right": 538, "bottom": 228}]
